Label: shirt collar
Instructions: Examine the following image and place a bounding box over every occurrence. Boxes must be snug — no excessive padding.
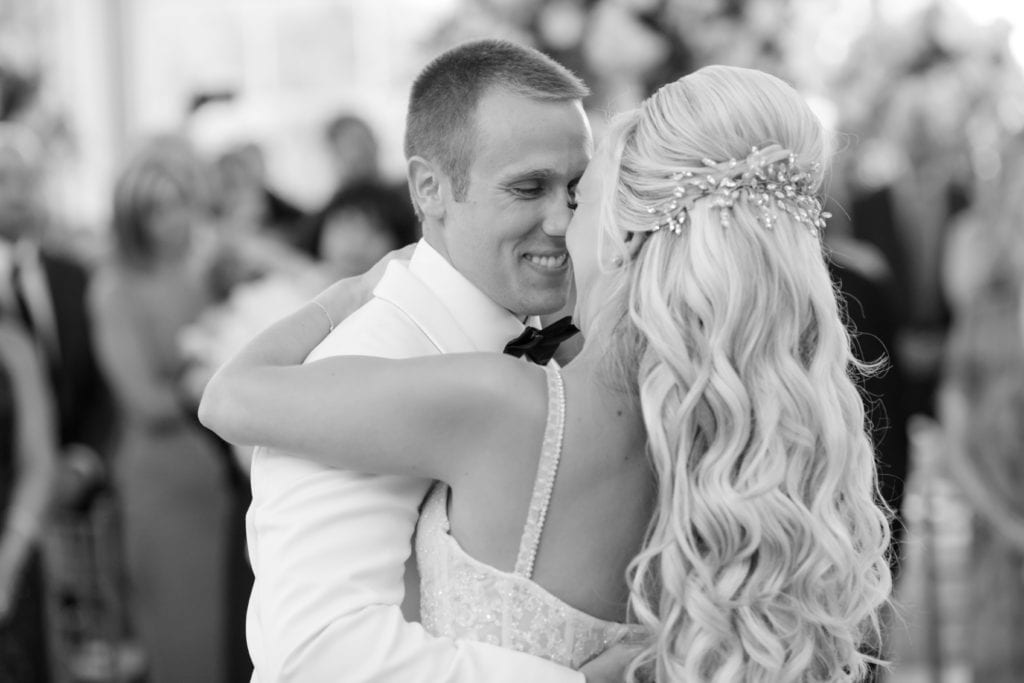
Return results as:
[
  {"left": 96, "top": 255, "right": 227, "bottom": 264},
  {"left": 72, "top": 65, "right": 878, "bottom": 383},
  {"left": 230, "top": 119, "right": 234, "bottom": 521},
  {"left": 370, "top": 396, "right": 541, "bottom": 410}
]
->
[
  {"left": 0, "top": 240, "right": 11, "bottom": 292},
  {"left": 408, "top": 239, "right": 528, "bottom": 353},
  {"left": 0, "top": 237, "right": 33, "bottom": 281}
]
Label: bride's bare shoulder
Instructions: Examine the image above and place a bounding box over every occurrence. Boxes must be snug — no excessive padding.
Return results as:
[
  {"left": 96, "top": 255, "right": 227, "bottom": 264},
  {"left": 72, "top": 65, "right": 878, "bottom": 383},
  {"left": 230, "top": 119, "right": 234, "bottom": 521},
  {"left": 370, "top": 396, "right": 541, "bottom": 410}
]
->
[
  {"left": 426, "top": 354, "right": 550, "bottom": 480},
  {"left": 438, "top": 353, "right": 546, "bottom": 406}
]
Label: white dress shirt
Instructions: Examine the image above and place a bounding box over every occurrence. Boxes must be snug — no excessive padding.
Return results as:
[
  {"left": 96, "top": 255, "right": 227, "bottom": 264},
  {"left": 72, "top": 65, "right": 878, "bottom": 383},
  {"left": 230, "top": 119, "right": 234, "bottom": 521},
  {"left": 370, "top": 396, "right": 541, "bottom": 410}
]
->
[
  {"left": 245, "top": 240, "right": 583, "bottom": 682},
  {"left": 0, "top": 238, "right": 60, "bottom": 365},
  {"left": 0, "top": 239, "right": 15, "bottom": 313}
]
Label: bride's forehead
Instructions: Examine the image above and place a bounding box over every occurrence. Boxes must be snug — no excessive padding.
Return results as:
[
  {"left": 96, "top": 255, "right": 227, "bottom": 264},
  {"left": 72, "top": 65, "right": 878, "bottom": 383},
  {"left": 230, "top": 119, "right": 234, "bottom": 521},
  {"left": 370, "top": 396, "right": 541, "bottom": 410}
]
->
[{"left": 578, "top": 153, "right": 612, "bottom": 191}]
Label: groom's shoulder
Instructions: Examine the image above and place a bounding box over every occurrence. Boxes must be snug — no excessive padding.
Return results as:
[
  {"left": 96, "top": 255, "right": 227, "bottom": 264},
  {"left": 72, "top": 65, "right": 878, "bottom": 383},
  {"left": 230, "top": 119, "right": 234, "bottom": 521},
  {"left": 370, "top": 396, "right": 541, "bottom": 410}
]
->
[{"left": 306, "top": 295, "right": 437, "bottom": 361}]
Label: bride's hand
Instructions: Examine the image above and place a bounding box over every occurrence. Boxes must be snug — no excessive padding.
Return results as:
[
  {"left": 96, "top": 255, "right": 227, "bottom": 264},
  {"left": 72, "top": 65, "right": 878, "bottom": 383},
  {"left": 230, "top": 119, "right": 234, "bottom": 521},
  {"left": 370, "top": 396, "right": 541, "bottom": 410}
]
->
[{"left": 315, "top": 243, "right": 417, "bottom": 329}]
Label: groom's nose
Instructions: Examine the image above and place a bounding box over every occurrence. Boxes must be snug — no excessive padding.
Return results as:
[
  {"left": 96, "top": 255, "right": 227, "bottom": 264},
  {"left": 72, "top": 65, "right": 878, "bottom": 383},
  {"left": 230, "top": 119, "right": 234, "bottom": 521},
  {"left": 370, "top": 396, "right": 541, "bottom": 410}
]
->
[{"left": 541, "top": 195, "right": 572, "bottom": 238}]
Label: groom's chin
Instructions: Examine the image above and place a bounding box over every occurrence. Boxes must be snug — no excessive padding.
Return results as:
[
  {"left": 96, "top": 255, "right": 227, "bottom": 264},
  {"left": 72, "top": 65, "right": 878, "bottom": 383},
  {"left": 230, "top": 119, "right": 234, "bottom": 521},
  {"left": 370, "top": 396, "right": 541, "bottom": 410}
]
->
[{"left": 512, "top": 285, "right": 572, "bottom": 319}]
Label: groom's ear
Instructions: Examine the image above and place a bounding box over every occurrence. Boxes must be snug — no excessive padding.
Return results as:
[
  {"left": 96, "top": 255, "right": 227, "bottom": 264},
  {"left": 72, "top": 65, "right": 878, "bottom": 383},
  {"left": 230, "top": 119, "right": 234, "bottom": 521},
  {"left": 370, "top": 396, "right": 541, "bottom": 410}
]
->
[{"left": 407, "top": 156, "right": 445, "bottom": 221}]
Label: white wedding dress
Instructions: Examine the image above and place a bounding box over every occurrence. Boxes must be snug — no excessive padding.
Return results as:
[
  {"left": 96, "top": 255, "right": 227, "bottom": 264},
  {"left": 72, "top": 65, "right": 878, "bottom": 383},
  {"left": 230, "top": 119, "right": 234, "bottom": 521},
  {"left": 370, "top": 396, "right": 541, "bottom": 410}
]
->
[{"left": 416, "top": 363, "right": 647, "bottom": 667}]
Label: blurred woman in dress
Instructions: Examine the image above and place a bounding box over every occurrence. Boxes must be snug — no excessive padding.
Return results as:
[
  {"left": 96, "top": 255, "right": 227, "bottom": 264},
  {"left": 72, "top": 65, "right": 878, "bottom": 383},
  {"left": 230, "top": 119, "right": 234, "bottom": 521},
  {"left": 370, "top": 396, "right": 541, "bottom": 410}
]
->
[
  {"left": 940, "top": 133, "right": 1024, "bottom": 682},
  {"left": 89, "top": 135, "right": 227, "bottom": 682}
]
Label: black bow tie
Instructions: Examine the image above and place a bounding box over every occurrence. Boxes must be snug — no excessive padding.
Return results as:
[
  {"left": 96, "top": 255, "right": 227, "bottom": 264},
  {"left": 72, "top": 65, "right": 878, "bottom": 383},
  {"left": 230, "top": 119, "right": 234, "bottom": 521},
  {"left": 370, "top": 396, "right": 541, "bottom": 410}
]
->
[{"left": 503, "top": 316, "right": 579, "bottom": 365}]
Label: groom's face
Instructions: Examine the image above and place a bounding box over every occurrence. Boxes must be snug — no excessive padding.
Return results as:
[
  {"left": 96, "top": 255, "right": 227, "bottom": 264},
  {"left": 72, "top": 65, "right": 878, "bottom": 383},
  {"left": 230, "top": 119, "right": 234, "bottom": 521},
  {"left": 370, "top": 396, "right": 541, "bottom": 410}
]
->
[{"left": 439, "top": 89, "right": 592, "bottom": 318}]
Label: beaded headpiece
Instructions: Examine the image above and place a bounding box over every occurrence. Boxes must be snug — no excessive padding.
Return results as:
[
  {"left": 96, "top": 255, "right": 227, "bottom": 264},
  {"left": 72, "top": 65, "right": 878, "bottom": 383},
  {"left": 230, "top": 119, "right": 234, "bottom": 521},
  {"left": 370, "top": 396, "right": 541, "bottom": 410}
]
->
[{"left": 644, "top": 144, "right": 830, "bottom": 236}]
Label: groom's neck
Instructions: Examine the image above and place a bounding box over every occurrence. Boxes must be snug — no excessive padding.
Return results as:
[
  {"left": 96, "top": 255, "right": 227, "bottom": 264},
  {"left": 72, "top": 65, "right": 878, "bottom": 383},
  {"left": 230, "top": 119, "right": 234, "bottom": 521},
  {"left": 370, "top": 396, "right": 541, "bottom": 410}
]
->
[{"left": 420, "top": 232, "right": 450, "bottom": 264}]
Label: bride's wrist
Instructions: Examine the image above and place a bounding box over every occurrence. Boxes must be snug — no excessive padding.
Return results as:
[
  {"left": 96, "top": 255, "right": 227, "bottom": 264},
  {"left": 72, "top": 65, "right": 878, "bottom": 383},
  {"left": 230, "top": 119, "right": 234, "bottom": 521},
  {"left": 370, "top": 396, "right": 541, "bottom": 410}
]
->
[
  {"left": 311, "top": 299, "right": 337, "bottom": 332},
  {"left": 313, "top": 275, "right": 371, "bottom": 331},
  {"left": 311, "top": 244, "right": 409, "bottom": 332}
]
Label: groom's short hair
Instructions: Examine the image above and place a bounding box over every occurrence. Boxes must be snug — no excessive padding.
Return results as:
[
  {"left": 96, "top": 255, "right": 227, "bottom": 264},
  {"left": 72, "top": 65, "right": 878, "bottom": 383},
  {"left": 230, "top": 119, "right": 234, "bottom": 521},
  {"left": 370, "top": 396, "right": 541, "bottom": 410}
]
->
[{"left": 404, "top": 39, "right": 588, "bottom": 201}]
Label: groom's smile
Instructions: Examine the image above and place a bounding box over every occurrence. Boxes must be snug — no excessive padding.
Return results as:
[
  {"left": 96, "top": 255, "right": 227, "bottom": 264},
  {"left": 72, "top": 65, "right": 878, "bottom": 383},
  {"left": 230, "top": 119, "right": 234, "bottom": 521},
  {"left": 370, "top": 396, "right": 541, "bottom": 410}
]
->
[{"left": 523, "top": 251, "right": 569, "bottom": 271}]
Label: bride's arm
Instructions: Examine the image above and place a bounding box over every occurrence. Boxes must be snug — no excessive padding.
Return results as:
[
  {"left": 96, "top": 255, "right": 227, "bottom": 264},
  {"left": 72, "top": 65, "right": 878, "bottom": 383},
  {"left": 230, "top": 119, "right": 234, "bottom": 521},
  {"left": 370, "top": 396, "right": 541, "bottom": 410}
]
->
[
  {"left": 200, "top": 348, "right": 542, "bottom": 484},
  {"left": 199, "top": 241, "right": 542, "bottom": 484}
]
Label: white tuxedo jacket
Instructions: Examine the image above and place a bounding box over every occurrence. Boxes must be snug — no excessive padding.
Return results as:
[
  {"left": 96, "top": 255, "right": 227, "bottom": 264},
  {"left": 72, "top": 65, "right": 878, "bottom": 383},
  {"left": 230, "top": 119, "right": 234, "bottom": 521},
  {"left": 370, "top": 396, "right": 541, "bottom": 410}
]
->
[{"left": 246, "top": 242, "right": 583, "bottom": 682}]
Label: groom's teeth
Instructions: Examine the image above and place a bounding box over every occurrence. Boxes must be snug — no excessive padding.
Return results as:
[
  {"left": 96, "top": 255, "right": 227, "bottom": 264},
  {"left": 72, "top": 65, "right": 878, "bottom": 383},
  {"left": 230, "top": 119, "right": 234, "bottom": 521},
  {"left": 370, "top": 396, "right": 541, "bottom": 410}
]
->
[{"left": 526, "top": 254, "right": 567, "bottom": 269}]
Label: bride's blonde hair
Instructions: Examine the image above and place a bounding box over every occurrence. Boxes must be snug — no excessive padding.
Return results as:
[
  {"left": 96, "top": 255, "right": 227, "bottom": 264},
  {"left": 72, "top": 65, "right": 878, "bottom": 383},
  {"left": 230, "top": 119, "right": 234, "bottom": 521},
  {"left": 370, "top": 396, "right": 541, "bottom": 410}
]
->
[{"left": 594, "top": 66, "right": 892, "bottom": 681}]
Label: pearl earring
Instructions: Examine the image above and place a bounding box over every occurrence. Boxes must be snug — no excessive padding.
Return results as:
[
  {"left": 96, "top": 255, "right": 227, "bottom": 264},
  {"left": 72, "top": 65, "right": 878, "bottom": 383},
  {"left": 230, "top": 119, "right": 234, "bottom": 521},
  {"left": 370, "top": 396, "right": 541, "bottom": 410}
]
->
[{"left": 611, "top": 255, "right": 624, "bottom": 268}]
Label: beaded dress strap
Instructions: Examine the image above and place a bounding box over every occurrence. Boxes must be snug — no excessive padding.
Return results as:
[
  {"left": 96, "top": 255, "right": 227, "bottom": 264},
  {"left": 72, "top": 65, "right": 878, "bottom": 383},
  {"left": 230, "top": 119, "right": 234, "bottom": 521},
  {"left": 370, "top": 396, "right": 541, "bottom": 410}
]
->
[{"left": 513, "top": 362, "right": 566, "bottom": 579}]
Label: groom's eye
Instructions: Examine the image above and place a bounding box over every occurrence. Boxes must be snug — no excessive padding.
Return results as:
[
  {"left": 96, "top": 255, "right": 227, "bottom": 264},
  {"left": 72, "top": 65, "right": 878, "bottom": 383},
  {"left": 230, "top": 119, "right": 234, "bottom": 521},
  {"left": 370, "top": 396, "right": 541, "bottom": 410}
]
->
[{"left": 510, "top": 185, "right": 544, "bottom": 199}]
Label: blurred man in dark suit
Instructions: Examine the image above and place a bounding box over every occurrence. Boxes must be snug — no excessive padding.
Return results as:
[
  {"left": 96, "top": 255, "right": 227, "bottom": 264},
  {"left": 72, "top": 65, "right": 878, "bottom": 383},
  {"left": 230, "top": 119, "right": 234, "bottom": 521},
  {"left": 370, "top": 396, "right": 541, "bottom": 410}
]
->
[
  {"left": 0, "top": 125, "right": 114, "bottom": 503},
  {"left": 0, "top": 126, "right": 118, "bottom": 677}
]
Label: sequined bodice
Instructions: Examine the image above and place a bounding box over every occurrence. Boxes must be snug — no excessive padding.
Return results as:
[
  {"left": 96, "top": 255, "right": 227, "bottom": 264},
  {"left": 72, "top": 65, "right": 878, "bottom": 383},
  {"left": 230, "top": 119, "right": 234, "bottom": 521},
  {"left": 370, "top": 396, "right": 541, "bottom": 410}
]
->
[{"left": 416, "top": 363, "right": 645, "bottom": 667}]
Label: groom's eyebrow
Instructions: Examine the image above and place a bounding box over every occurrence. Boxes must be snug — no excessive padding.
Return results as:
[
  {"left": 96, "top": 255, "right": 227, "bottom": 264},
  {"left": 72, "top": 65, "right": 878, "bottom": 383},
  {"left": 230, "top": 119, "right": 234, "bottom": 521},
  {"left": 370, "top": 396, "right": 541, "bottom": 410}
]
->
[{"left": 501, "top": 168, "right": 555, "bottom": 184}]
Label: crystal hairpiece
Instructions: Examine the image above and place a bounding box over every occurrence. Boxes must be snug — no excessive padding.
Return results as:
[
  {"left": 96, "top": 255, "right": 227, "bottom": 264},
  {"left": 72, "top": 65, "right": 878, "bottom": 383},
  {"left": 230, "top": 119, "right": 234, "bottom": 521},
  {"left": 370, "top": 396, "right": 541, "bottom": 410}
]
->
[{"left": 644, "top": 144, "right": 830, "bottom": 236}]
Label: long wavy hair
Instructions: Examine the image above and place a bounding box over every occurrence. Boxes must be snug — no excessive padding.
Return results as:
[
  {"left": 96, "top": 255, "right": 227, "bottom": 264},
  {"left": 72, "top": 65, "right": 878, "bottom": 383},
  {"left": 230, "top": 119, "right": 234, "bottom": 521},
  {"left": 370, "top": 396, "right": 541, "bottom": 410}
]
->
[{"left": 592, "top": 66, "right": 892, "bottom": 681}]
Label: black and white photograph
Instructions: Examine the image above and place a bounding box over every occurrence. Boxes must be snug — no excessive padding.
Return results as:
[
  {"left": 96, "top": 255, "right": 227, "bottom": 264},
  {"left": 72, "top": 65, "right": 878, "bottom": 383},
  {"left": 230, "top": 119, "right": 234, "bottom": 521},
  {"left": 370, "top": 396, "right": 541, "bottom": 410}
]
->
[{"left": 0, "top": 0, "right": 1021, "bottom": 681}]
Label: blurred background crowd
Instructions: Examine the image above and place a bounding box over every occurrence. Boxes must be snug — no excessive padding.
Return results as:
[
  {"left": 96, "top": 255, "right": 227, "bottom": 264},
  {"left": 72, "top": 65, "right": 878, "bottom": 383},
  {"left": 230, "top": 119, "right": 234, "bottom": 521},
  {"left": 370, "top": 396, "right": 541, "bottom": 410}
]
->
[{"left": 0, "top": 0, "right": 1022, "bottom": 681}]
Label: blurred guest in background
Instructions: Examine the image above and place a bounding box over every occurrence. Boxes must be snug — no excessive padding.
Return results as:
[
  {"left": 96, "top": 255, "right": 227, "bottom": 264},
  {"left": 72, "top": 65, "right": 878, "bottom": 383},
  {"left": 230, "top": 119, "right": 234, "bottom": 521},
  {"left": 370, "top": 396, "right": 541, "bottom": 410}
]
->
[
  {"left": 186, "top": 94, "right": 315, "bottom": 301},
  {"left": 88, "top": 135, "right": 228, "bottom": 683},
  {"left": 940, "top": 133, "right": 1024, "bottom": 682},
  {"left": 0, "top": 124, "right": 114, "bottom": 517},
  {"left": 296, "top": 113, "right": 412, "bottom": 265},
  {"left": 0, "top": 122, "right": 121, "bottom": 677},
  {"left": 0, "top": 319, "right": 58, "bottom": 682},
  {"left": 323, "top": 113, "right": 380, "bottom": 195},
  {"left": 214, "top": 141, "right": 307, "bottom": 251},
  {"left": 303, "top": 180, "right": 418, "bottom": 279}
]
